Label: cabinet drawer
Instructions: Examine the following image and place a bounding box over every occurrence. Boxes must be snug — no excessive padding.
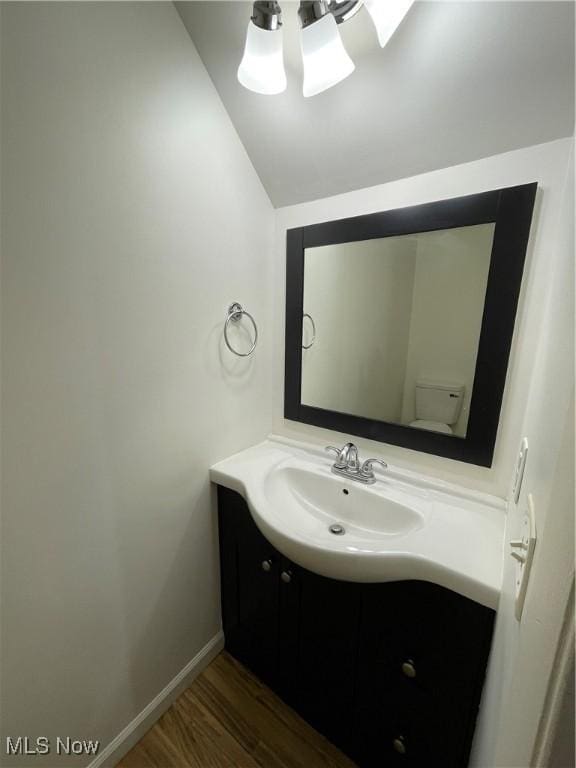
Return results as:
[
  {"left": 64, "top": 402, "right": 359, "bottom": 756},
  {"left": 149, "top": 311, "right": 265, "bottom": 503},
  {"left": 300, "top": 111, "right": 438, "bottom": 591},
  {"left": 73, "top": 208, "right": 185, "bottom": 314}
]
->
[{"left": 352, "top": 581, "right": 494, "bottom": 767}]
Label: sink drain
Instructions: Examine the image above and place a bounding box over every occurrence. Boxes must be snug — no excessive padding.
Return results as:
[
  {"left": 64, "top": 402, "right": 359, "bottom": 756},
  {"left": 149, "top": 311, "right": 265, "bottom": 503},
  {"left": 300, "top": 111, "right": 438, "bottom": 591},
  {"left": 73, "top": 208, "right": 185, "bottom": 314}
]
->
[{"left": 329, "top": 523, "right": 346, "bottom": 536}]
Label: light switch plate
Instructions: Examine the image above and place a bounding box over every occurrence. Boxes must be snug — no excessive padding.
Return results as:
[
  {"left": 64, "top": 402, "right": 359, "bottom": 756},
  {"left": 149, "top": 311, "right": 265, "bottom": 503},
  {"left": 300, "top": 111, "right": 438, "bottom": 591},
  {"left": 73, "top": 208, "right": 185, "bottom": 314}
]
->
[
  {"left": 513, "top": 493, "right": 537, "bottom": 621},
  {"left": 512, "top": 437, "right": 529, "bottom": 504}
]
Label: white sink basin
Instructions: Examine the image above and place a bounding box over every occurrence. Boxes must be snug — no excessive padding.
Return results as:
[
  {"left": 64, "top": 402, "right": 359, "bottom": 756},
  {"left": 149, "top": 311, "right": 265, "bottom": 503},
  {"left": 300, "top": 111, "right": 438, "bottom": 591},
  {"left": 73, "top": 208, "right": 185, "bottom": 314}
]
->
[
  {"left": 265, "top": 466, "right": 426, "bottom": 537},
  {"left": 210, "top": 438, "right": 505, "bottom": 608}
]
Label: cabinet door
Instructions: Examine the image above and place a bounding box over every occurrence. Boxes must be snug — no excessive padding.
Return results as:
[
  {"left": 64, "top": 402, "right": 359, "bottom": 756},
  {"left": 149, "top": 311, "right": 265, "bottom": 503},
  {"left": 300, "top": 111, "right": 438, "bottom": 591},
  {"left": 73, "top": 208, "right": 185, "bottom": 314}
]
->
[
  {"left": 290, "top": 566, "right": 362, "bottom": 757},
  {"left": 276, "top": 555, "right": 301, "bottom": 706},
  {"left": 352, "top": 581, "right": 495, "bottom": 768},
  {"left": 217, "top": 487, "right": 281, "bottom": 690}
]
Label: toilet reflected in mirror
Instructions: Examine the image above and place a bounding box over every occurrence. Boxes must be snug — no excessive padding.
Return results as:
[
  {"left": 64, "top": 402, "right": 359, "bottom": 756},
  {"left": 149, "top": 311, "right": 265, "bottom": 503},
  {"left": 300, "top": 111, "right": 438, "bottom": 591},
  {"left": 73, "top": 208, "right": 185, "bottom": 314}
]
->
[{"left": 409, "top": 381, "right": 464, "bottom": 435}]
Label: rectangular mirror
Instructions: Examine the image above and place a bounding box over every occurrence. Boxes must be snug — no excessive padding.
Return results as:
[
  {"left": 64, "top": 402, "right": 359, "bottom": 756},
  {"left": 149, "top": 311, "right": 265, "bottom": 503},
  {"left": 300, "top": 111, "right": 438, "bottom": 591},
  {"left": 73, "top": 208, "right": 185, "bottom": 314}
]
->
[{"left": 285, "top": 185, "right": 537, "bottom": 466}]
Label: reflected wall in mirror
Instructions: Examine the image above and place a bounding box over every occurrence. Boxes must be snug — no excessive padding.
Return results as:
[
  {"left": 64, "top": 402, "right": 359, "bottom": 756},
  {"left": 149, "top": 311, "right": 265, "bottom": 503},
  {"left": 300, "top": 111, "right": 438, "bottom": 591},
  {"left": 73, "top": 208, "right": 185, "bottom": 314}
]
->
[
  {"left": 302, "top": 224, "right": 495, "bottom": 438},
  {"left": 285, "top": 184, "right": 538, "bottom": 466}
]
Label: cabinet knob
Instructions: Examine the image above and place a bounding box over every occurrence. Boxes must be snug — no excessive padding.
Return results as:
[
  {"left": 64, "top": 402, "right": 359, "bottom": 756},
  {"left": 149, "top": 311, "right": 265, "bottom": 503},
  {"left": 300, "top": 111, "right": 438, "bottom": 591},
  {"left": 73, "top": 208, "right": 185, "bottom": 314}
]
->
[
  {"left": 281, "top": 570, "right": 292, "bottom": 584},
  {"left": 392, "top": 736, "right": 406, "bottom": 755},
  {"left": 401, "top": 659, "right": 416, "bottom": 678},
  {"left": 261, "top": 559, "right": 273, "bottom": 573}
]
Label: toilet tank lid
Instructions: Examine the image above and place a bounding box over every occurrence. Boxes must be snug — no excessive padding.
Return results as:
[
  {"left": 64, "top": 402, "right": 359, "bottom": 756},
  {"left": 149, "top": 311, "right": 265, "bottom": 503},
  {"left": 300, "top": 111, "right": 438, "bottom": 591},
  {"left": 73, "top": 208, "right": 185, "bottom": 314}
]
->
[{"left": 416, "top": 379, "right": 465, "bottom": 393}]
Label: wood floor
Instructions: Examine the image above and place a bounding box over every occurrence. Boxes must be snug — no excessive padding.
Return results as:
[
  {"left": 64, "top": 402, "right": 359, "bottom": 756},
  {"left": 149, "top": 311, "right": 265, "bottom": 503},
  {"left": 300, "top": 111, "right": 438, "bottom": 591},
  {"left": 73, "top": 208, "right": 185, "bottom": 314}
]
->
[{"left": 117, "top": 652, "right": 357, "bottom": 768}]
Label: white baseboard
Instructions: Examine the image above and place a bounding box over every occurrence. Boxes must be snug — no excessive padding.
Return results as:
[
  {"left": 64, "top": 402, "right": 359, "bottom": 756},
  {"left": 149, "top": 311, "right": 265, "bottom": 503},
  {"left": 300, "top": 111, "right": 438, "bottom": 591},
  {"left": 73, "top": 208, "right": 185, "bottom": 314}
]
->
[{"left": 88, "top": 631, "right": 225, "bottom": 768}]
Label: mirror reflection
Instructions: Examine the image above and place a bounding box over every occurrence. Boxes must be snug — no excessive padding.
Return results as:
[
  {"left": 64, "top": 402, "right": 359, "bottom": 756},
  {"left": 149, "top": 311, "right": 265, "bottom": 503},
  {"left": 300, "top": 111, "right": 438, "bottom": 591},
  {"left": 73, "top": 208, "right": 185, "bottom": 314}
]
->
[{"left": 301, "top": 223, "right": 495, "bottom": 438}]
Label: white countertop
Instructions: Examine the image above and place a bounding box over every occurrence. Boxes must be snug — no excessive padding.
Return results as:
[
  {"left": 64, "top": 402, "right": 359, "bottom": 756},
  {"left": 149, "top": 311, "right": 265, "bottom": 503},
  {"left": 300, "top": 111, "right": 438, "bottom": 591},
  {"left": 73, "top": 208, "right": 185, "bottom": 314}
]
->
[{"left": 211, "top": 436, "right": 506, "bottom": 609}]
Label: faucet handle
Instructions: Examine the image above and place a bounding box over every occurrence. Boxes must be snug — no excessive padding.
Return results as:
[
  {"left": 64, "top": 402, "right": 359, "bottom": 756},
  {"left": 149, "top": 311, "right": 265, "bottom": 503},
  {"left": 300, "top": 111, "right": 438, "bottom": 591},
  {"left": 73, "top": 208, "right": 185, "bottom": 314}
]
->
[
  {"left": 361, "top": 458, "right": 388, "bottom": 477},
  {"left": 325, "top": 445, "right": 347, "bottom": 468}
]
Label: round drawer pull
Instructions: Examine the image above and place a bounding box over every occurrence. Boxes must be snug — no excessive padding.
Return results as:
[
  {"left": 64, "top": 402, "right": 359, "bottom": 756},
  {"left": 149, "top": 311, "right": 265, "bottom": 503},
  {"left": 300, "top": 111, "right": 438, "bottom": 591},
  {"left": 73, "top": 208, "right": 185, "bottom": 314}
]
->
[
  {"left": 393, "top": 736, "right": 406, "bottom": 755},
  {"left": 401, "top": 659, "right": 416, "bottom": 678},
  {"left": 261, "top": 559, "right": 273, "bottom": 572},
  {"left": 281, "top": 570, "right": 292, "bottom": 584}
]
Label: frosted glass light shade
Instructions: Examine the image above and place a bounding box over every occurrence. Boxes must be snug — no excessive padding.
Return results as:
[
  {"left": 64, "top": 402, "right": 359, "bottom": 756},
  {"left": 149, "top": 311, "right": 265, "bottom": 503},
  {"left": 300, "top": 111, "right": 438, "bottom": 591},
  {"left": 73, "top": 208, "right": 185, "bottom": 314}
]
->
[
  {"left": 237, "top": 20, "right": 287, "bottom": 95},
  {"left": 301, "top": 13, "right": 355, "bottom": 98},
  {"left": 364, "top": 0, "right": 414, "bottom": 48}
]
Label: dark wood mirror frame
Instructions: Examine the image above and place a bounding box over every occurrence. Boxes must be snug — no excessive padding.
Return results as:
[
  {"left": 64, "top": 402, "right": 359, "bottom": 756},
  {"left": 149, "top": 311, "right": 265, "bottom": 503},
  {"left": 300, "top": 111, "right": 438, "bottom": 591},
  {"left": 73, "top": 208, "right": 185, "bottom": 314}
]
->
[{"left": 284, "top": 183, "right": 537, "bottom": 467}]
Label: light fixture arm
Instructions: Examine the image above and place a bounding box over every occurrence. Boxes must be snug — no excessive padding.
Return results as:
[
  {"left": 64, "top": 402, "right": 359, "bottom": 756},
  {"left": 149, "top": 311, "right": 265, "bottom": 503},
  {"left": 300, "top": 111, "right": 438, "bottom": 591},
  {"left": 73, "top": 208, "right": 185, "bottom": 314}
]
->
[
  {"left": 298, "top": 1, "right": 330, "bottom": 29},
  {"left": 252, "top": 1, "right": 283, "bottom": 31},
  {"left": 327, "top": 0, "right": 365, "bottom": 25},
  {"left": 298, "top": 1, "right": 365, "bottom": 28}
]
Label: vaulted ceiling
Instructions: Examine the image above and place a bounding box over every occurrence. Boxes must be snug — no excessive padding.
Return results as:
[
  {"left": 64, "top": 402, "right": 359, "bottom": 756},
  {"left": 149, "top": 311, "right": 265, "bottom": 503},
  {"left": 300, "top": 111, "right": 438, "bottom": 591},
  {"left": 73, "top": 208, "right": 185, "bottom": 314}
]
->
[{"left": 176, "top": 1, "right": 575, "bottom": 207}]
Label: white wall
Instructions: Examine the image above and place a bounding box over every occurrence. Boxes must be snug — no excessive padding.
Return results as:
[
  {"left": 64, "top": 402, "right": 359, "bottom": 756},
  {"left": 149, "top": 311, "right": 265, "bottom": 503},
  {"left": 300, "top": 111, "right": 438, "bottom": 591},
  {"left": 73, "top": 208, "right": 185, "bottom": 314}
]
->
[
  {"left": 400, "top": 224, "right": 493, "bottom": 436},
  {"left": 302, "top": 238, "right": 415, "bottom": 422},
  {"left": 273, "top": 138, "right": 574, "bottom": 498},
  {"left": 470, "top": 142, "right": 574, "bottom": 768},
  {"left": 0, "top": 3, "right": 273, "bottom": 765}
]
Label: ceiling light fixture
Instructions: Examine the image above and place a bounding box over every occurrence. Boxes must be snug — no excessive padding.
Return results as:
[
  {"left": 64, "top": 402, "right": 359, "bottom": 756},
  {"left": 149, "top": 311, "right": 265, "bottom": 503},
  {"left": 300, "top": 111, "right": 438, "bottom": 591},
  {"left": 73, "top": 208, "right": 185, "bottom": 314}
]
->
[
  {"left": 238, "top": 0, "right": 415, "bottom": 98},
  {"left": 299, "top": 1, "right": 355, "bottom": 98},
  {"left": 237, "top": 1, "right": 287, "bottom": 95},
  {"left": 363, "top": 0, "right": 415, "bottom": 48}
]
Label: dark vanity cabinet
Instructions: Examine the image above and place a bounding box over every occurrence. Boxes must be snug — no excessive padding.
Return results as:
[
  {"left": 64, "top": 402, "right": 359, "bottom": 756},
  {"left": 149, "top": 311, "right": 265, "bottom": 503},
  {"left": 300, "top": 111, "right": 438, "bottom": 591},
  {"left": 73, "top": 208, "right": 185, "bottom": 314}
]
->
[
  {"left": 352, "top": 582, "right": 495, "bottom": 767},
  {"left": 217, "top": 487, "right": 495, "bottom": 767}
]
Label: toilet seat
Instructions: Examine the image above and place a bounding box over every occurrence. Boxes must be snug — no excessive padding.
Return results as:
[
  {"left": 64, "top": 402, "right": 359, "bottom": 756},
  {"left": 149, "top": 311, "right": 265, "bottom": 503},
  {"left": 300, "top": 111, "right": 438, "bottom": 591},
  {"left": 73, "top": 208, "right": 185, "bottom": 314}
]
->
[{"left": 409, "top": 419, "right": 453, "bottom": 435}]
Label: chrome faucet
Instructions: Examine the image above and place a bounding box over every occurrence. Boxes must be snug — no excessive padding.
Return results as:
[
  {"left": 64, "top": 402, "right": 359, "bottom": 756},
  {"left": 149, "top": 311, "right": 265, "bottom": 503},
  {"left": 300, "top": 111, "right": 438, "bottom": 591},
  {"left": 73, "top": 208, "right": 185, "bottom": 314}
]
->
[
  {"left": 325, "top": 442, "right": 388, "bottom": 485},
  {"left": 333, "top": 442, "right": 359, "bottom": 470}
]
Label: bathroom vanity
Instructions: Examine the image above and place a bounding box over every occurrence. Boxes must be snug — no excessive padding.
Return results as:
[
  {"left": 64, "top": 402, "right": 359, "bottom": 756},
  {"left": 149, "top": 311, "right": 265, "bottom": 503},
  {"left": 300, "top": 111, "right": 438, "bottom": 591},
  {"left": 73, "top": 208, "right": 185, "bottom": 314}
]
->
[{"left": 211, "top": 439, "right": 503, "bottom": 768}]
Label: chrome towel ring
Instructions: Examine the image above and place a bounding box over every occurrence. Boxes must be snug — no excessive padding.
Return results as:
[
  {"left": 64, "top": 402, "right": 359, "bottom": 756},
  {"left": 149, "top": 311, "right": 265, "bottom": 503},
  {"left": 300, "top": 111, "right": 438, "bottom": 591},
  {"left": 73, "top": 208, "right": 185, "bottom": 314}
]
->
[
  {"left": 302, "top": 313, "right": 316, "bottom": 349},
  {"left": 224, "top": 302, "right": 258, "bottom": 357}
]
